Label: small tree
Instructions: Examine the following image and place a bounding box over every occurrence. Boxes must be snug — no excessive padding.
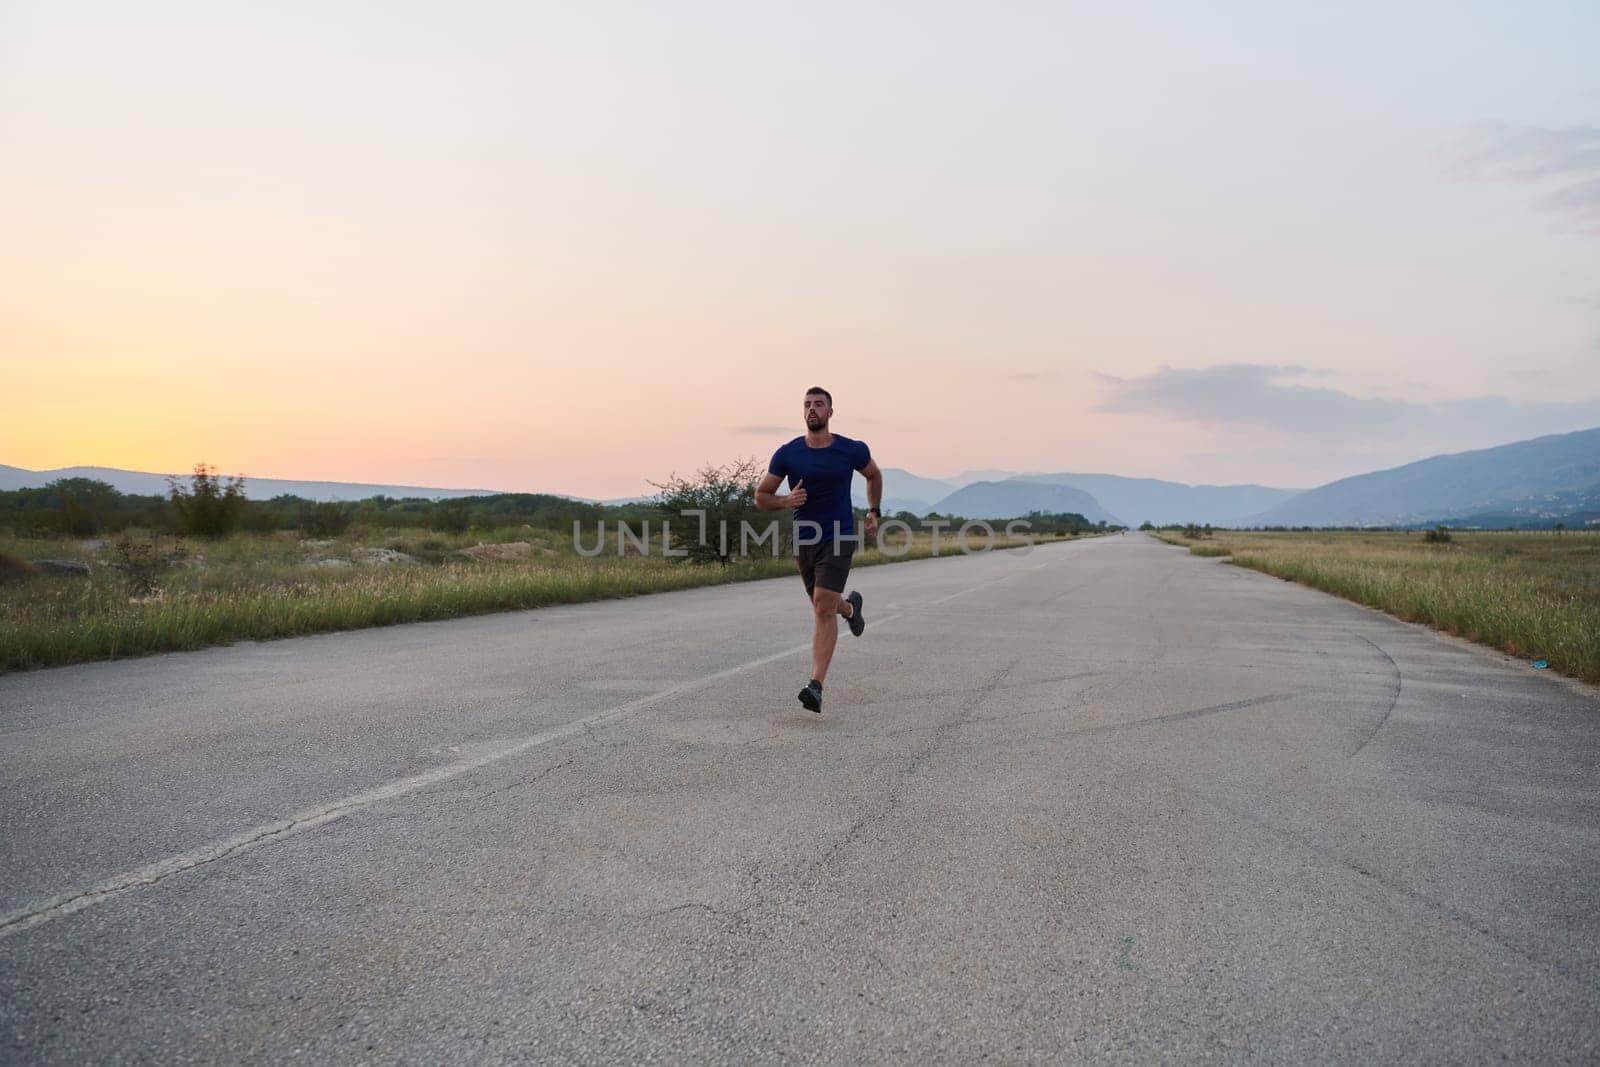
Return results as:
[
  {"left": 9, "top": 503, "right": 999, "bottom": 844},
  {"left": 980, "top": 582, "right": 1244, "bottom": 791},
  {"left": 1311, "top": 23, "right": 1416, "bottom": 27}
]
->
[
  {"left": 650, "top": 456, "right": 774, "bottom": 565},
  {"left": 110, "top": 530, "right": 185, "bottom": 596},
  {"left": 49, "top": 477, "right": 119, "bottom": 537},
  {"left": 168, "top": 464, "right": 247, "bottom": 538}
]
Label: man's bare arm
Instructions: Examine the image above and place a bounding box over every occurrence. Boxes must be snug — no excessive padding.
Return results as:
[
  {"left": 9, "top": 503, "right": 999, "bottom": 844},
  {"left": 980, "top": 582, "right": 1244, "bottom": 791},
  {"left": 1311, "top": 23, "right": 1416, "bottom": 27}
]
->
[
  {"left": 860, "top": 459, "right": 883, "bottom": 536},
  {"left": 754, "top": 472, "right": 807, "bottom": 512},
  {"left": 861, "top": 460, "right": 883, "bottom": 512}
]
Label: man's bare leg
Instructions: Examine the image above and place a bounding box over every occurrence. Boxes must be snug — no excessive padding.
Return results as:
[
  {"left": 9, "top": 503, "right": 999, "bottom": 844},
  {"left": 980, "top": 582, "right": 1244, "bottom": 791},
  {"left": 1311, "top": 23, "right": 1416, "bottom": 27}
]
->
[{"left": 810, "top": 588, "right": 854, "bottom": 685}]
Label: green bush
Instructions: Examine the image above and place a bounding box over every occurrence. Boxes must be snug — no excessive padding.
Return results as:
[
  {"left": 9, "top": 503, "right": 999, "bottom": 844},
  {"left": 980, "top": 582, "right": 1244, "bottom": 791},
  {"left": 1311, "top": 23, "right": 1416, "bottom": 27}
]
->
[
  {"left": 299, "top": 501, "right": 352, "bottom": 537},
  {"left": 110, "top": 531, "right": 185, "bottom": 596},
  {"left": 650, "top": 457, "right": 776, "bottom": 565},
  {"left": 169, "top": 464, "right": 247, "bottom": 539},
  {"left": 431, "top": 503, "right": 471, "bottom": 534},
  {"left": 241, "top": 503, "right": 279, "bottom": 533}
]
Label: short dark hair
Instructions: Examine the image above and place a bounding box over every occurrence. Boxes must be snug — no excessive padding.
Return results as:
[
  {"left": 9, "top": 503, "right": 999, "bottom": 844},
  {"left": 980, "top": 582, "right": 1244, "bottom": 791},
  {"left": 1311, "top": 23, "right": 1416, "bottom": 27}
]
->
[{"left": 805, "top": 386, "right": 832, "bottom": 404}]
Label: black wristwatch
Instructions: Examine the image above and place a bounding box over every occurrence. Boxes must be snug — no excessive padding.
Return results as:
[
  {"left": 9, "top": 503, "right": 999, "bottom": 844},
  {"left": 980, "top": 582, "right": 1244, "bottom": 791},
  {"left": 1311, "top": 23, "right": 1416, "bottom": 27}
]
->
[{"left": 867, "top": 507, "right": 882, "bottom": 516}]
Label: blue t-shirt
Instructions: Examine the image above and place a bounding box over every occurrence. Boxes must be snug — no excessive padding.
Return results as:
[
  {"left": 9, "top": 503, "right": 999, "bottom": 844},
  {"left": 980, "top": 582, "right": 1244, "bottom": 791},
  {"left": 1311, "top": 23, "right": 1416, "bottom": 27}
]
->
[{"left": 768, "top": 434, "right": 872, "bottom": 541}]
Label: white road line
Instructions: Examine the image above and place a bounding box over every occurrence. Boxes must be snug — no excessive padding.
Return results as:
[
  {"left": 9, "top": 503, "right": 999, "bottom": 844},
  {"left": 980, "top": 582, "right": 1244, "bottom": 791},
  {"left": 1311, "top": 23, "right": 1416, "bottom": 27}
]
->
[
  {"left": 0, "top": 637, "right": 825, "bottom": 941},
  {"left": 0, "top": 547, "right": 1060, "bottom": 939}
]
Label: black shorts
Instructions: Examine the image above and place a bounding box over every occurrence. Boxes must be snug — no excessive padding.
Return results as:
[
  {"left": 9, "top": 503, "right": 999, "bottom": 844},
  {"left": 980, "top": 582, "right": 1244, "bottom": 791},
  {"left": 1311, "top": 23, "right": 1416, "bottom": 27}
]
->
[{"left": 796, "top": 538, "right": 855, "bottom": 598}]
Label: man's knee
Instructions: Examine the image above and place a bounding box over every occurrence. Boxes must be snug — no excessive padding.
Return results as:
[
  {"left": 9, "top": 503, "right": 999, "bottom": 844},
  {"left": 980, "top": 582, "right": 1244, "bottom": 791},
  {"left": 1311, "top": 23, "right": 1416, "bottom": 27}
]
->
[{"left": 812, "top": 589, "right": 842, "bottom": 617}]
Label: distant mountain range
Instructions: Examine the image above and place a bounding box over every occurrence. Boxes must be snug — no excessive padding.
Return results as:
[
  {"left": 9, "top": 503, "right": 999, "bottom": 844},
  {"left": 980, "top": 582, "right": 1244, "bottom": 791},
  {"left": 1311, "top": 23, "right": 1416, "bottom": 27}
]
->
[
  {"left": 932, "top": 481, "right": 1119, "bottom": 525},
  {"left": 1245, "top": 427, "right": 1600, "bottom": 528},
  {"left": 8, "top": 425, "right": 1598, "bottom": 527},
  {"left": 851, "top": 427, "right": 1600, "bottom": 528},
  {"left": 0, "top": 465, "right": 507, "bottom": 503},
  {"left": 852, "top": 468, "right": 1299, "bottom": 526},
  {"left": 1007, "top": 473, "right": 1298, "bottom": 527}
]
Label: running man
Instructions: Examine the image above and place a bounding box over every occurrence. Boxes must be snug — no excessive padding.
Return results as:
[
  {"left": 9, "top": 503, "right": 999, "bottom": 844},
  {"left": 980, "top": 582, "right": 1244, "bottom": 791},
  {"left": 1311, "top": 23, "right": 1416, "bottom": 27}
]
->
[{"left": 754, "top": 386, "right": 883, "bottom": 713}]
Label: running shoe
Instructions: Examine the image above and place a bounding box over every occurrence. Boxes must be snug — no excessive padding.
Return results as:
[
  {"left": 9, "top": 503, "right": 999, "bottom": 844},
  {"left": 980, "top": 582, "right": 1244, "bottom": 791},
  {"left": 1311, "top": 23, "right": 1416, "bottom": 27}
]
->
[{"left": 846, "top": 591, "right": 865, "bottom": 637}]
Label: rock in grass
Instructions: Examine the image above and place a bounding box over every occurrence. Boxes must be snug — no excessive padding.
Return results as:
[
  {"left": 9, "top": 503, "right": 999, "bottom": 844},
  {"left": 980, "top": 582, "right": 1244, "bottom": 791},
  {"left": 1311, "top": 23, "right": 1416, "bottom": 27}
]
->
[
  {"left": 455, "top": 541, "right": 549, "bottom": 562},
  {"left": 35, "top": 559, "right": 90, "bottom": 577},
  {"left": 311, "top": 557, "right": 353, "bottom": 568},
  {"left": 352, "top": 548, "right": 417, "bottom": 565},
  {"left": 0, "top": 551, "right": 39, "bottom": 583}
]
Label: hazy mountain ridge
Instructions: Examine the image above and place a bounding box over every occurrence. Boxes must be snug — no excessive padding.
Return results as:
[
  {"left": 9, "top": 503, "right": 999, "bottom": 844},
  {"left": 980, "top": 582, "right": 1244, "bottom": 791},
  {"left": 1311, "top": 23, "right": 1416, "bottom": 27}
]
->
[
  {"left": 1246, "top": 427, "right": 1600, "bottom": 527},
  {"left": 849, "top": 467, "right": 1024, "bottom": 515},
  {"left": 852, "top": 469, "right": 1300, "bottom": 525},
  {"left": 10, "top": 426, "right": 1598, "bottom": 526},
  {"left": 930, "top": 481, "right": 1120, "bottom": 525},
  {"left": 1005, "top": 473, "right": 1299, "bottom": 527},
  {"left": 0, "top": 465, "right": 510, "bottom": 503}
]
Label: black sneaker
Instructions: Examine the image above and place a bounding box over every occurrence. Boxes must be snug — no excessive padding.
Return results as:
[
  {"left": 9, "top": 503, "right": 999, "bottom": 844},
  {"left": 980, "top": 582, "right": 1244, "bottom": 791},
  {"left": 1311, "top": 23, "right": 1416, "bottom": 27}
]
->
[
  {"left": 845, "top": 591, "right": 865, "bottom": 637},
  {"left": 798, "top": 679, "right": 823, "bottom": 713}
]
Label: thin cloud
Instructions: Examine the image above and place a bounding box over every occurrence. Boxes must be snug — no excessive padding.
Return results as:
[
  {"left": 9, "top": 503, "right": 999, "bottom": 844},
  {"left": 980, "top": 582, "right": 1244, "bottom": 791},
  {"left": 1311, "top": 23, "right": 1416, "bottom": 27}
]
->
[
  {"left": 1439, "top": 122, "right": 1600, "bottom": 235},
  {"left": 1098, "top": 363, "right": 1600, "bottom": 445},
  {"left": 1097, "top": 364, "right": 1415, "bottom": 434},
  {"left": 733, "top": 424, "right": 795, "bottom": 436}
]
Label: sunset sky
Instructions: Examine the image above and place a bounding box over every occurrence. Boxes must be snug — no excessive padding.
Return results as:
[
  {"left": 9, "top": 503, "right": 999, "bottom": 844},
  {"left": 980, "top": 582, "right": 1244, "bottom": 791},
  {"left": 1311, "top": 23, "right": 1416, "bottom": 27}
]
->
[{"left": 4, "top": 1, "right": 1598, "bottom": 498}]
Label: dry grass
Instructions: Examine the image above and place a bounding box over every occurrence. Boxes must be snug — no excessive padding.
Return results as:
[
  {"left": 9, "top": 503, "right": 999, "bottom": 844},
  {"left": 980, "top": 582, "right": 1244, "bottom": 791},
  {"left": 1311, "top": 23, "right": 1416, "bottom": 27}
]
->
[{"left": 0, "top": 525, "right": 1085, "bottom": 672}]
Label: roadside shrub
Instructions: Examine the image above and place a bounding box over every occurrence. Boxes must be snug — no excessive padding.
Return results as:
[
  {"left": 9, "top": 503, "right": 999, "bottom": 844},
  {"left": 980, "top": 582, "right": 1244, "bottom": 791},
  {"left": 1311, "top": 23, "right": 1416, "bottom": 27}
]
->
[
  {"left": 650, "top": 456, "right": 774, "bottom": 565},
  {"left": 169, "top": 464, "right": 247, "bottom": 539},
  {"left": 110, "top": 531, "right": 185, "bottom": 596},
  {"left": 299, "top": 501, "right": 353, "bottom": 537}
]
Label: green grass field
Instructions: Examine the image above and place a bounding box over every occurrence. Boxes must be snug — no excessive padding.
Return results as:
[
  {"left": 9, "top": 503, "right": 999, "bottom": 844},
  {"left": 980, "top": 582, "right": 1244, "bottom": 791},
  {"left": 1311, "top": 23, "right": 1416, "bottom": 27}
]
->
[
  {"left": 1155, "top": 529, "right": 1600, "bottom": 684},
  {"left": 0, "top": 525, "right": 1077, "bottom": 673}
]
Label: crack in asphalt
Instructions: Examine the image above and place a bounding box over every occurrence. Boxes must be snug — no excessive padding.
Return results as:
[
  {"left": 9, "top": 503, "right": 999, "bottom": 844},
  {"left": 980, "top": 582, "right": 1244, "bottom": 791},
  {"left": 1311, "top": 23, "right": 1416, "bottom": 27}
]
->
[
  {"left": 467, "top": 753, "right": 581, "bottom": 802},
  {"left": 985, "top": 692, "right": 1297, "bottom": 748},
  {"left": 809, "top": 659, "right": 1021, "bottom": 874},
  {"left": 1347, "top": 632, "right": 1402, "bottom": 759},
  {"left": 1192, "top": 788, "right": 1600, "bottom": 996},
  {"left": 730, "top": 672, "right": 1113, "bottom": 749},
  {"left": 848, "top": 670, "right": 1105, "bottom": 709}
]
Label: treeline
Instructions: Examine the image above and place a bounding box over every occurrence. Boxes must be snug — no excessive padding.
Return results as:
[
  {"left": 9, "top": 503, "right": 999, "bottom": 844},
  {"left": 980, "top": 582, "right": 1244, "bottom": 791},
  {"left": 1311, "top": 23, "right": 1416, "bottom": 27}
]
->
[
  {"left": 4, "top": 465, "right": 1113, "bottom": 542},
  {"left": 1014, "top": 510, "right": 1102, "bottom": 535},
  {"left": 0, "top": 474, "right": 651, "bottom": 539}
]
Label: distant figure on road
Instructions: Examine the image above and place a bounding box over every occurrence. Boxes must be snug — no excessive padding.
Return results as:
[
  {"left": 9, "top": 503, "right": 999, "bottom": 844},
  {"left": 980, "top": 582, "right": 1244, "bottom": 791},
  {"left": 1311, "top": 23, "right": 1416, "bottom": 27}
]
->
[{"left": 754, "top": 386, "right": 884, "bottom": 714}]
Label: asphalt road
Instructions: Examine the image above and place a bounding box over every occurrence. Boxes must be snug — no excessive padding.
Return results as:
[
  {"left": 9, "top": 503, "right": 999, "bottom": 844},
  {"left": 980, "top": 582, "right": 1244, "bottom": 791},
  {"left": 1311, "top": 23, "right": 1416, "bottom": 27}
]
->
[{"left": 2, "top": 533, "right": 1597, "bottom": 1063}]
